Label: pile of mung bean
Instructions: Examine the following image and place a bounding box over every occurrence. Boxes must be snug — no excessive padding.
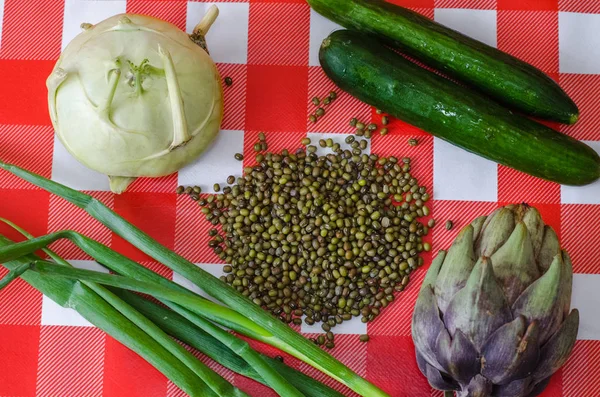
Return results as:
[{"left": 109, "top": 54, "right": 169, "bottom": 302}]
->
[{"left": 183, "top": 130, "right": 433, "bottom": 344}]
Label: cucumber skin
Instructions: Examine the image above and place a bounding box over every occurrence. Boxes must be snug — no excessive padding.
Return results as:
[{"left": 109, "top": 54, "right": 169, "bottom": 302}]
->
[
  {"left": 308, "top": 0, "right": 579, "bottom": 125},
  {"left": 319, "top": 30, "right": 600, "bottom": 186}
]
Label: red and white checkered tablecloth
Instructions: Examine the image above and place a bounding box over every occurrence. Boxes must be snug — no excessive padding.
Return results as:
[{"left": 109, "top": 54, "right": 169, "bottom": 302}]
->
[{"left": 0, "top": 0, "right": 599, "bottom": 396}]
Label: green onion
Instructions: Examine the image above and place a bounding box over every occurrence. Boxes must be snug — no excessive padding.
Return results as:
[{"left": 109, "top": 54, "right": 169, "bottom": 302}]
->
[
  {"left": 30, "top": 260, "right": 303, "bottom": 397},
  {"left": 0, "top": 221, "right": 245, "bottom": 397},
  {"left": 0, "top": 160, "right": 388, "bottom": 397},
  {"left": 2, "top": 220, "right": 342, "bottom": 397},
  {"left": 1, "top": 220, "right": 300, "bottom": 397},
  {"left": 115, "top": 290, "right": 345, "bottom": 397},
  {"left": 0, "top": 263, "right": 29, "bottom": 290},
  {"left": 0, "top": 236, "right": 218, "bottom": 397}
]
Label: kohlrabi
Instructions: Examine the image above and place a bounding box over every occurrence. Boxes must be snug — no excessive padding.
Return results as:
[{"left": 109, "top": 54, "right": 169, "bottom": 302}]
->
[{"left": 48, "top": 7, "right": 223, "bottom": 193}]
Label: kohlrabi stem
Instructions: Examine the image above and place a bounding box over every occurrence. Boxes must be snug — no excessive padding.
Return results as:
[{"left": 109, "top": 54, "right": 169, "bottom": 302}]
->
[
  {"left": 194, "top": 5, "right": 219, "bottom": 36},
  {"left": 100, "top": 68, "right": 121, "bottom": 116},
  {"left": 47, "top": 68, "right": 68, "bottom": 124},
  {"left": 134, "top": 70, "right": 143, "bottom": 96},
  {"left": 158, "top": 44, "right": 191, "bottom": 150}
]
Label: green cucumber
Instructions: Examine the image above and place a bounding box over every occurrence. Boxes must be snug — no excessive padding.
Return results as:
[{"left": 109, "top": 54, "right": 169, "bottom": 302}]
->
[
  {"left": 308, "top": 0, "right": 579, "bottom": 125},
  {"left": 319, "top": 30, "right": 599, "bottom": 186}
]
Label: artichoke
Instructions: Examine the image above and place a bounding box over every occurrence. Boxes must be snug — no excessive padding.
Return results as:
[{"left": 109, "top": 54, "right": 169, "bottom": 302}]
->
[{"left": 412, "top": 204, "right": 578, "bottom": 397}]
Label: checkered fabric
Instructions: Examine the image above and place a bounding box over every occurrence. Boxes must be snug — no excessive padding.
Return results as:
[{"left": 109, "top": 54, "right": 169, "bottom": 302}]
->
[{"left": 0, "top": 0, "right": 599, "bottom": 396}]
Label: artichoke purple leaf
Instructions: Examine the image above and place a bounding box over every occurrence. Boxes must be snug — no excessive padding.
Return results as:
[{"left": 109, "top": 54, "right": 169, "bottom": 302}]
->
[{"left": 412, "top": 204, "right": 579, "bottom": 397}]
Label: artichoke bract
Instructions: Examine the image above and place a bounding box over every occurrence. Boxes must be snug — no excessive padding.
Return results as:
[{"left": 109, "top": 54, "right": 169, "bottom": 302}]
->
[
  {"left": 412, "top": 204, "right": 578, "bottom": 397},
  {"left": 47, "top": 7, "right": 224, "bottom": 193}
]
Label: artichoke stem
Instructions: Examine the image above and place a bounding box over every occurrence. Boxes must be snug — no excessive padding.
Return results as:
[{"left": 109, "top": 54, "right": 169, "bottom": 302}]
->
[
  {"left": 193, "top": 5, "right": 219, "bottom": 36},
  {"left": 444, "top": 392, "right": 454, "bottom": 397},
  {"left": 158, "top": 44, "right": 191, "bottom": 151}
]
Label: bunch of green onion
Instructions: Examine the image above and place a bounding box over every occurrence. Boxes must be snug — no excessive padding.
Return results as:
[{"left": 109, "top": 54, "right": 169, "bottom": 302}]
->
[{"left": 0, "top": 161, "right": 388, "bottom": 397}]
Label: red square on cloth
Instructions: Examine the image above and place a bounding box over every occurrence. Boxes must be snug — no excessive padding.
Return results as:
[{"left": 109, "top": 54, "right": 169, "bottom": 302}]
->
[
  {"left": 435, "top": 0, "right": 497, "bottom": 9},
  {"left": 497, "top": 0, "right": 558, "bottom": 10},
  {"left": 112, "top": 192, "right": 177, "bottom": 262},
  {"left": 366, "top": 335, "right": 432, "bottom": 397},
  {"left": 307, "top": 67, "right": 372, "bottom": 134},
  {"left": 0, "top": 0, "right": 63, "bottom": 60},
  {"left": 560, "top": 74, "right": 600, "bottom": 141},
  {"left": 174, "top": 194, "right": 225, "bottom": 264},
  {"left": 563, "top": 340, "right": 600, "bottom": 396},
  {"left": 218, "top": 63, "right": 247, "bottom": 131},
  {"left": 0, "top": 325, "right": 39, "bottom": 396},
  {"left": 0, "top": 125, "right": 54, "bottom": 190},
  {"left": 431, "top": 200, "right": 500, "bottom": 251},
  {"left": 368, "top": 268, "right": 426, "bottom": 337},
  {"left": 243, "top": 130, "right": 306, "bottom": 168},
  {"left": 542, "top": 369, "right": 564, "bottom": 397},
  {"left": 104, "top": 335, "right": 168, "bottom": 397},
  {"left": 249, "top": 0, "right": 305, "bottom": 4},
  {"left": 126, "top": 1, "right": 187, "bottom": 30},
  {"left": 234, "top": 375, "right": 277, "bottom": 397},
  {"left": 0, "top": 266, "right": 42, "bottom": 326},
  {"left": 126, "top": 174, "right": 179, "bottom": 194},
  {"left": 559, "top": 0, "right": 600, "bottom": 13},
  {"left": 371, "top": 133, "right": 434, "bottom": 191},
  {"left": 561, "top": 204, "right": 600, "bottom": 274},
  {"left": 36, "top": 326, "right": 105, "bottom": 396},
  {"left": 297, "top": 334, "right": 367, "bottom": 396},
  {"left": 498, "top": 165, "right": 561, "bottom": 205},
  {"left": 497, "top": 10, "right": 559, "bottom": 74},
  {"left": 0, "top": 60, "right": 55, "bottom": 125},
  {"left": 0, "top": 189, "right": 49, "bottom": 242},
  {"left": 388, "top": 0, "right": 435, "bottom": 8},
  {"left": 47, "top": 191, "right": 114, "bottom": 260},
  {"left": 248, "top": 3, "right": 310, "bottom": 66},
  {"left": 245, "top": 64, "right": 308, "bottom": 132}
]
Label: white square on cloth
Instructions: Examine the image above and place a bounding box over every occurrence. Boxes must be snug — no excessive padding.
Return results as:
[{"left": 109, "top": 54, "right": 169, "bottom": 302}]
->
[
  {"left": 433, "top": 137, "right": 498, "bottom": 202},
  {"left": 0, "top": 0, "right": 5, "bottom": 51},
  {"left": 308, "top": 8, "right": 342, "bottom": 67},
  {"left": 434, "top": 8, "right": 498, "bottom": 48},
  {"left": 177, "top": 129, "right": 244, "bottom": 191},
  {"left": 51, "top": 136, "right": 112, "bottom": 192},
  {"left": 62, "top": 0, "right": 127, "bottom": 50},
  {"left": 559, "top": 12, "right": 600, "bottom": 74},
  {"left": 572, "top": 274, "right": 600, "bottom": 340},
  {"left": 187, "top": 2, "right": 249, "bottom": 64},
  {"left": 172, "top": 263, "right": 225, "bottom": 305}
]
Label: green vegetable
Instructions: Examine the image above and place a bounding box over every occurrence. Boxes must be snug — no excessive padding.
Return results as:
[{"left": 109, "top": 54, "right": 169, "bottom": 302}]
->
[
  {"left": 49, "top": 8, "right": 224, "bottom": 193},
  {"left": 115, "top": 290, "right": 345, "bottom": 397},
  {"left": 307, "top": 0, "right": 578, "bottom": 124},
  {"left": 0, "top": 237, "right": 224, "bottom": 397},
  {"left": 1, "top": 221, "right": 343, "bottom": 397},
  {"left": 319, "top": 30, "right": 600, "bottom": 186},
  {"left": 0, "top": 159, "right": 389, "bottom": 397},
  {"left": 413, "top": 204, "right": 578, "bottom": 396},
  {"left": 0, "top": 221, "right": 302, "bottom": 396},
  {"left": 28, "top": 260, "right": 307, "bottom": 397},
  {"left": 0, "top": 263, "right": 29, "bottom": 290}
]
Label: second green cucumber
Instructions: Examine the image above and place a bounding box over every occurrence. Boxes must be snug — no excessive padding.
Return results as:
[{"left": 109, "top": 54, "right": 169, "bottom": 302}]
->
[{"left": 320, "top": 30, "right": 599, "bottom": 186}]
